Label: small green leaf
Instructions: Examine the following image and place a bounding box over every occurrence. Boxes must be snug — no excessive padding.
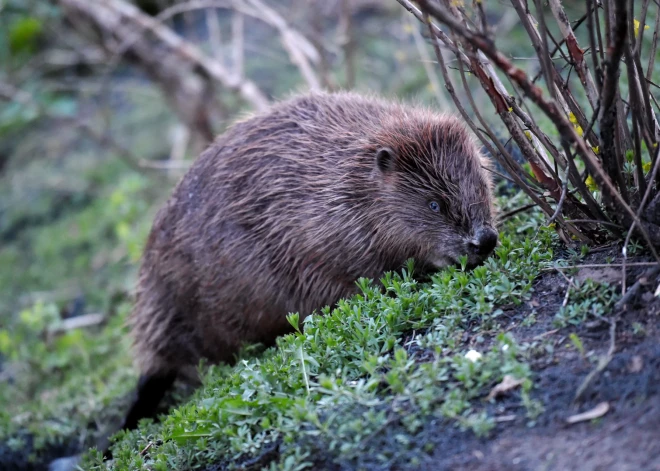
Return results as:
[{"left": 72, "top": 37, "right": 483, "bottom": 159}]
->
[{"left": 9, "top": 17, "right": 43, "bottom": 54}]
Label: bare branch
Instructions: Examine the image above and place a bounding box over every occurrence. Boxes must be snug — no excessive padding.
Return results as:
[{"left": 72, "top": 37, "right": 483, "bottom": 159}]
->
[
  {"left": 241, "top": 0, "right": 322, "bottom": 90},
  {"left": 407, "top": 16, "right": 450, "bottom": 109},
  {"left": 548, "top": 0, "right": 599, "bottom": 109},
  {"left": 413, "top": 0, "right": 660, "bottom": 258},
  {"left": 231, "top": 11, "right": 244, "bottom": 80}
]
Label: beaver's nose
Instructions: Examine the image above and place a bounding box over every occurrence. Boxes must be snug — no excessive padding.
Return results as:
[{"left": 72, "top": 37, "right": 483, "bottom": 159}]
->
[{"left": 467, "top": 227, "right": 498, "bottom": 256}]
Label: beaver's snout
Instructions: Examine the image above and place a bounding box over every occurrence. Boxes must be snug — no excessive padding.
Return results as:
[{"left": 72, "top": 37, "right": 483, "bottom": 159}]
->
[{"left": 467, "top": 227, "right": 498, "bottom": 257}]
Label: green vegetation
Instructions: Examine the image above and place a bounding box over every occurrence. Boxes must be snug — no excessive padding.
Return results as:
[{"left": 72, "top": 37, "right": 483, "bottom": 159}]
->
[
  {"left": 76, "top": 202, "right": 557, "bottom": 470},
  {"left": 0, "top": 159, "right": 159, "bottom": 461},
  {"left": 2, "top": 1, "right": 655, "bottom": 469},
  {"left": 1, "top": 177, "right": 585, "bottom": 469}
]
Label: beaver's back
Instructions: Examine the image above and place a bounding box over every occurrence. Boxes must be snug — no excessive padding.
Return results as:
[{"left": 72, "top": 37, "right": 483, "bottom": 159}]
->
[{"left": 130, "top": 92, "right": 413, "bottom": 376}]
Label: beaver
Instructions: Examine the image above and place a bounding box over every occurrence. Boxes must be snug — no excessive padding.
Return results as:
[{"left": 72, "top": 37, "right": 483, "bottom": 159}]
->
[{"left": 120, "top": 91, "right": 498, "bottom": 432}]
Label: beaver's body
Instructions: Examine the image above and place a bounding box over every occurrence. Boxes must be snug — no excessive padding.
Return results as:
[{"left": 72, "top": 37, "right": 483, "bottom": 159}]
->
[{"left": 121, "top": 91, "right": 498, "bottom": 431}]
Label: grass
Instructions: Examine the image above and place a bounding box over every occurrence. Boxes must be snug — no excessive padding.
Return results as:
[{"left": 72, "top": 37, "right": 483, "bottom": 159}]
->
[
  {"left": 1, "top": 180, "right": 626, "bottom": 469},
  {"left": 0, "top": 154, "right": 159, "bottom": 464},
  {"left": 71, "top": 199, "right": 559, "bottom": 470},
  {"left": 0, "top": 122, "right": 626, "bottom": 470}
]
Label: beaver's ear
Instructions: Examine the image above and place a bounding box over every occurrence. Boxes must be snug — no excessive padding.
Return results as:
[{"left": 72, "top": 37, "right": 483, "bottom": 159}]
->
[{"left": 375, "top": 147, "right": 397, "bottom": 173}]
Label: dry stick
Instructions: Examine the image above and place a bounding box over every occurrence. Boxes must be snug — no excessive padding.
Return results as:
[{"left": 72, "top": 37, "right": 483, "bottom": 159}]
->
[
  {"left": 483, "top": 165, "right": 521, "bottom": 187},
  {"left": 646, "top": 7, "right": 660, "bottom": 86},
  {"left": 586, "top": 0, "right": 602, "bottom": 90},
  {"left": 529, "top": 7, "right": 593, "bottom": 84},
  {"left": 615, "top": 264, "right": 660, "bottom": 310},
  {"left": 549, "top": 0, "right": 599, "bottom": 109},
  {"left": 452, "top": 20, "right": 575, "bottom": 238},
  {"left": 449, "top": 2, "right": 563, "bottom": 195},
  {"left": 634, "top": 0, "right": 651, "bottom": 53},
  {"left": 565, "top": 219, "right": 624, "bottom": 229},
  {"left": 624, "top": 45, "right": 648, "bottom": 198},
  {"left": 509, "top": 0, "right": 602, "bottom": 207},
  {"left": 452, "top": 25, "right": 584, "bottom": 241},
  {"left": 511, "top": 0, "right": 597, "bottom": 149},
  {"left": 231, "top": 10, "right": 244, "bottom": 80},
  {"left": 408, "top": 16, "right": 451, "bottom": 109},
  {"left": 550, "top": 262, "right": 659, "bottom": 270},
  {"left": 599, "top": 0, "right": 631, "bottom": 203},
  {"left": 547, "top": 163, "right": 572, "bottom": 226},
  {"left": 414, "top": 0, "right": 660, "bottom": 261},
  {"left": 531, "top": 0, "right": 558, "bottom": 101},
  {"left": 593, "top": 0, "right": 606, "bottom": 64},
  {"left": 422, "top": 14, "right": 558, "bottom": 224},
  {"left": 627, "top": 5, "right": 660, "bottom": 146},
  {"left": 395, "top": 0, "right": 465, "bottom": 59},
  {"left": 404, "top": 0, "right": 564, "bottom": 201},
  {"left": 507, "top": 91, "right": 604, "bottom": 223},
  {"left": 479, "top": 53, "right": 564, "bottom": 184},
  {"left": 498, "top": 203, "right": 539, "bottom": 222},
  {"left": 437, "top": 1, "right": 598, "bottom": 233},
  {"left": 244, "top": 0, "right": 321, "bottom": 90},
  {"left": 108, "top": 0, "right": 270, "bottom": 109},
  {"left": 621, "top": 144, "right": 660, "bottom": 292},
  {"left": 574, "top": 319, "right": 616, "bottom": 403},
  {"left": 413, "top": 7, "right": 539, "bottom": 194}
]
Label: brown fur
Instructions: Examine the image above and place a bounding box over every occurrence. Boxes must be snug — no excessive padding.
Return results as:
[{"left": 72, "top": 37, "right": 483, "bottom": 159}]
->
[{"left": 130, "top": 91, "right": 497, "bottom": 378}]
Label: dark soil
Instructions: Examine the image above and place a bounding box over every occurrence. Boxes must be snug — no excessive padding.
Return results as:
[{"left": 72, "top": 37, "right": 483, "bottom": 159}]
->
[
  {"left": 414, "top": 246, "right": 660, "bottom": 471},
  {"left": 270, "top": 246, "right": 660, "bottom": 471},
  {"left": 9, "top": 247, "right": 660, "bottom": 471}
]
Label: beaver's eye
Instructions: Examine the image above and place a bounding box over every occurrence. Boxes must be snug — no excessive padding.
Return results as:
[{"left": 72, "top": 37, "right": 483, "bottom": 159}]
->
[{"left": 428, "top": 201, "right": 440, "bottom": 213}]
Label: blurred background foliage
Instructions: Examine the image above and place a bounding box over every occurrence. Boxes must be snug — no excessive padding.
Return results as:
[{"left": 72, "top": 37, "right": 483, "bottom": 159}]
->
[
  {"left": 0, "top": 0, "right": 452, "bottom": 464},
  {"left": 0, "top": 0, "right": 649, "bottom": 467}
]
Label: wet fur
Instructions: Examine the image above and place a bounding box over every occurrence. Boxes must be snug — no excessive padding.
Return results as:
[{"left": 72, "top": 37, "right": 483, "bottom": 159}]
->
[{"left": 130, "top": 90, "right": 496, "bottom": 399}]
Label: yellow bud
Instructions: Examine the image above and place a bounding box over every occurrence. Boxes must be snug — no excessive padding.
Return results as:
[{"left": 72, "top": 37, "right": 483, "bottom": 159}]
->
[
  {"left": 585, "top": 175, "right": 598, "bottom": 192},
  {"left": 634, "top": 19, "right": 650, "bottom": 37}
]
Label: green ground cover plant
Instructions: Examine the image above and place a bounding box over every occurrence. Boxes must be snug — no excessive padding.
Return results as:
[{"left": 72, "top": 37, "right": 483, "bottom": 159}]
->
[{"left": 75, "top": 201, "right": 572, "bottom": 470}]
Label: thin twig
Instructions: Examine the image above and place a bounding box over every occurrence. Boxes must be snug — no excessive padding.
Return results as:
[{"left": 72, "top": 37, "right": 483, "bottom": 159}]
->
[
  {"left": 498, "top": 203, "right": 539, "bottom": 222},
  {"left": 414, "top": 0, "right": 660, "bottom": 261},
  {"left": 574, "top": 318, "right": 617, "bottom": 402},
  {"left": 548, "top": 262, "right": 660, "bottom": 270}
]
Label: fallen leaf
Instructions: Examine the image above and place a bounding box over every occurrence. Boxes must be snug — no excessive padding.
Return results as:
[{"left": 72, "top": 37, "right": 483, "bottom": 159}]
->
[
  {"left": 629, "top": 355, "right": 644, "bottom": 373},
  {"left": 566, "top": 402, "right": 610, "bottom": 424},
  {"left": 575, "top": 267, "right": 622, "bottom": 284},
  {"left": 487, "top": 375, "right": 524, "bottom": 400},
  {"left": 533, "top": 329, "right": 559, "bottom": 340},
  {"left": 140, "top": 442, "right": 154, "bottom": 455},
  {"left": 494, "top": 414, "right": 517, "bottom": 423},
  {"left": 465, "top": 349, "right": 482, "bottom": 362}
]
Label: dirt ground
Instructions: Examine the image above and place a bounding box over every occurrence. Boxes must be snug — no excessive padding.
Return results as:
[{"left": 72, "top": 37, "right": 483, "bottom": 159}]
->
[
  {"left": 415, "top": 246, "right": 660, "bottom": 471},
  {"left": 5, "top": 247, "right": 660, "bottom": 471},
  {"left": 240, "top": 246, "right": 660, "bottom": 471}
]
